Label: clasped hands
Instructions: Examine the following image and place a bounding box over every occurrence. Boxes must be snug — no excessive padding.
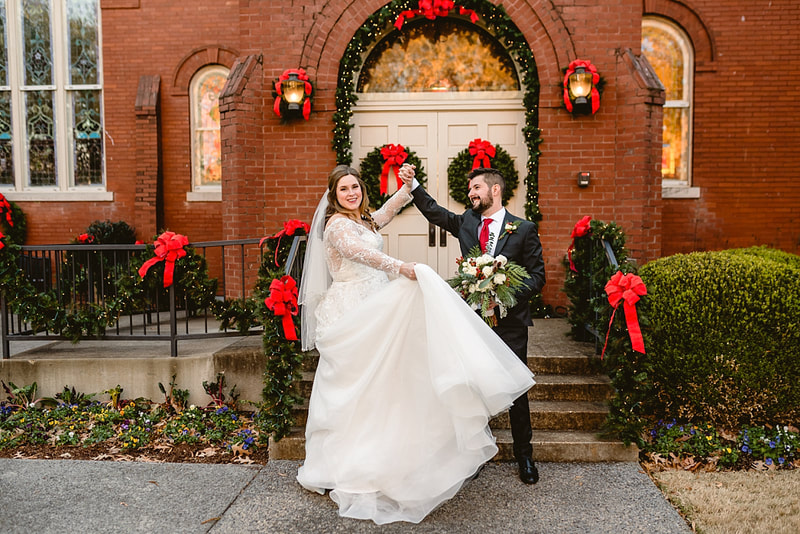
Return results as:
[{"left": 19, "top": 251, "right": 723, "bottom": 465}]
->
[{"left": 398, "top": 163, "right": 416, "bottom": 187}]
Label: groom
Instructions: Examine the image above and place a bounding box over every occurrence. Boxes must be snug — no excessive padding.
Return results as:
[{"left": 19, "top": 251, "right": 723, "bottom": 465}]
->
[{"left": 399, "top": 164, "right": 546, "bottom": 484}]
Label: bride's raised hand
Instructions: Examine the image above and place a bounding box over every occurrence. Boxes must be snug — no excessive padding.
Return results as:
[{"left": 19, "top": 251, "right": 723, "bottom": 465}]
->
[{"left": 399, "top": 262, "right": 417, "bottom": 280}]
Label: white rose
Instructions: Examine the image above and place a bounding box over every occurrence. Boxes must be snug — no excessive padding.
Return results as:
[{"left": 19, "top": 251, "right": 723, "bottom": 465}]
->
[
  {"left": 482, "top": 265, "right": 494, "bottom": 278},
  {"left": 477, "top": 254, "right": 494, "bottom": 266},
  {"left": 469, "top": 284, "right": 477, "bottom": 293},
  {"left": 465, "top": 266, "right": 478, "bottom": 277},
  {"left": 494, "top": 273, "right": 506, "bottom": 284},
  {"left": 495, "top": 255, "right": 508, "bottom": 267}
]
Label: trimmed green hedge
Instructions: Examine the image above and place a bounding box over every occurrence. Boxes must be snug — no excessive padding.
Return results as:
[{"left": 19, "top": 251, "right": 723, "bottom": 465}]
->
[{"left": 638, "top": 249, "right": 800, "bottom": 429}]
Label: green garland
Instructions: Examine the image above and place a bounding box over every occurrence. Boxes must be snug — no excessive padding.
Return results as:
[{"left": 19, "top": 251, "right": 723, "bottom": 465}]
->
[
  {"left": 358, "top": 145, "right": 426, "bottom": 212},
  {"left": 0, "top": 196, "right": 27, "bottom": 245},
  {"left": 333, "top": 0, "right": 543, "bottom": 221},
  {"left": 447, "top": 143, "right": 519, "bottom": 209}
]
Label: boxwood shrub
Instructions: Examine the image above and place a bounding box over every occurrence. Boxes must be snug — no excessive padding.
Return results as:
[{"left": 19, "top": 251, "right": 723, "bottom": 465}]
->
[{"left": 638, "top": 249, "right": 800, "bottom": 429}]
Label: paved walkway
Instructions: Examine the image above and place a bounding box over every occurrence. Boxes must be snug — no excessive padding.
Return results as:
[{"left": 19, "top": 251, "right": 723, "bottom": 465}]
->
[{"left": 0, "top": 458, "right": 690, "bottom": 533}]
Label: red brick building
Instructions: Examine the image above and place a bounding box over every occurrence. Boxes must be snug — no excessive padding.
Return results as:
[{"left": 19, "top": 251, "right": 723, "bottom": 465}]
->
[{"left": 4, "top": 0, "right": 798, "bottom": 306}]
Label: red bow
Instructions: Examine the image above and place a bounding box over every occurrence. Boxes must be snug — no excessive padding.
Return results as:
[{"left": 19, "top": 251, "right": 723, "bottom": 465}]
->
[
  {"left": 601, "top": 271, "right": 647, "bottom": 359},
  {"left": 273, "top": 68, "right": 313, "bottom": 120},
  {"left": 78, "top": 233, "right": 95, "bottom": 244},
  {"left": 265, "top": 275, "right": 299, "bottom": 341},
  {"left": 468, "top": 138, "right": 496, "bottom": 170},
  {"left": 394, "top": 1, "right": 478, "bottom": 30},
  {"left": 563, "top": 59, "right": 601, "bottom": 114},
  {"left": 138, "top": 231, "right": 189, "bottom": 288},
  {"left": 0, "top": 230, "right": 5, "bottom": 251},
  {"left": 379, "top": 144, "right": 408, "bottom": 195},
  {"left": 0, "top": 194, "right": 13, "bottom": 227},
  {"left": 567, "top": 215, "right": 592, "bottom": 272},
  {"left": 260, "top": 219, "right": 310, "bottom": 266}
]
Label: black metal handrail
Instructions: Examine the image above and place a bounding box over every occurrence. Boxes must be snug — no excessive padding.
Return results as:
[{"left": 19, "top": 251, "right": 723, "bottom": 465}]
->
[
  {"left": 584, "top": 238, "right": 620, "bottom": 353},
  {"left": 1, "top": 236, "right": 305, "bottom": 359}
]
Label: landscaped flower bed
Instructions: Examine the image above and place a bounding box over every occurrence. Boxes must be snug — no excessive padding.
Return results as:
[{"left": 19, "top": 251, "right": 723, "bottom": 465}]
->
[{"left": 0, "top": 383, "right": 269, "bottom": 464}]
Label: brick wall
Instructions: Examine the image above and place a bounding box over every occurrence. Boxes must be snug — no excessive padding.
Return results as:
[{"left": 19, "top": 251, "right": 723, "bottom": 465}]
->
[{"left": 11, "top": 0, "right": 799, "bottom": 310}]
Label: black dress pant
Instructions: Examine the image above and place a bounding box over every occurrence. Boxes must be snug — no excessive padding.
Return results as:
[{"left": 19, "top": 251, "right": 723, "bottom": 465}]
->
[{"left": 494, "top": 322, "right": 533, "bottom": 460}]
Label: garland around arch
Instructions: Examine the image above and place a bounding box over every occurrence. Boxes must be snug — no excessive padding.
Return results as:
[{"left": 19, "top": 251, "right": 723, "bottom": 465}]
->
[
  {"left": 334, "top": 0, "right": 543, "bottom": 221},
  {"left": 358, "top": 144, "right": 427, "bottom": 212},
  {"left": 448, "top": 138, "right": 519, "bottom": 209}
]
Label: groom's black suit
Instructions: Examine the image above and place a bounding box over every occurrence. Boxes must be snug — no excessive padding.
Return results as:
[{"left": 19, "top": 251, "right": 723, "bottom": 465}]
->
[{"left": 411, "top": 186, "right": 546, "bottom": 460}]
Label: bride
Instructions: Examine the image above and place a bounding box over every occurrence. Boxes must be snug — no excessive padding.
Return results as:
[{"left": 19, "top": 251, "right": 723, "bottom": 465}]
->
[{"left": 296, "top": 164, "right": 535, "bottom": 524}]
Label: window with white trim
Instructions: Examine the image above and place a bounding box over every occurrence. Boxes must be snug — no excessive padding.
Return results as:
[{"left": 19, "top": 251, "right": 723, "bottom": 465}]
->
[
  {"left": 187, "top": 65, "right": 227, "bottom": 201},
  {"left": 642, "top": 17, "right": 695, "bottom": 193},
  {"left": 1, "top": 0, "right": 108, "bottom": 200}
]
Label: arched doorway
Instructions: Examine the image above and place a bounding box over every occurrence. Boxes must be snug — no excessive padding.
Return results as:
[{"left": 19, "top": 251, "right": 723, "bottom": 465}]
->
[{"left": 350, "top": 16, "right": 530, "bottom": 277}]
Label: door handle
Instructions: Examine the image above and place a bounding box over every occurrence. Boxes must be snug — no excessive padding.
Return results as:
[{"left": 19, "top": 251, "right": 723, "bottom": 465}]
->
[
  {"left": 428, "top": 223, "right": 436, "bottom": 247},
  {"left": 439, "top": 227, "right": 447, "bottom": 247}
]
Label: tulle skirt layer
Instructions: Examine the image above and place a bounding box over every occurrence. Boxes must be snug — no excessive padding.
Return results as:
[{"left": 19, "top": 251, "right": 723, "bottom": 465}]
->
[{"left": 296, "top": 264, "right": 534, "bottom": 524}]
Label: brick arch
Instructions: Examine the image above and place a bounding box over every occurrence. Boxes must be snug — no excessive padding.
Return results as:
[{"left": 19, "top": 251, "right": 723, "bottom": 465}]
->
[
  {"left": 644, "top": 0, "right": 716, "bottom": 70},
  {"left": 299, "top": 0, "right": 576, "bottom": 101},
  {"left": 171, "top": 45, "right": 240, "bottom": 96}
]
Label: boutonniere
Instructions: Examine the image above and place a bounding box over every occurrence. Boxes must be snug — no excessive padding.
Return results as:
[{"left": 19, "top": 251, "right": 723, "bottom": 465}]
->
[{"left": 499, "top": 221, "right": 521, "bottom": 240}]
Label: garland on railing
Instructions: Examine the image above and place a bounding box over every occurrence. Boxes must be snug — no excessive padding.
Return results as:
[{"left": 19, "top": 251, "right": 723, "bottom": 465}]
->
[
  {"left": 333, "top": 0, "right": 543, "bottom": 221},
  {"left": 561, "top": 216, "right": 653, "bottom": 444},
  {"left": 0, "top": 193, "right": 26, "bottom": 245}
]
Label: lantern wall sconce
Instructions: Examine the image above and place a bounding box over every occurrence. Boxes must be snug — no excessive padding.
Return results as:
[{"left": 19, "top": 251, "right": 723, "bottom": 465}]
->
[
  {"left": 273, "top": 68, "right": 313, "bottom": 121},
  {"left": 563, "top": 59, "right": 600, "bottom": 115}
]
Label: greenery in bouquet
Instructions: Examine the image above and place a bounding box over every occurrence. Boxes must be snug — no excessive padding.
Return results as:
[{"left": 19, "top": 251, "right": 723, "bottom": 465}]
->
[{"left": 448, "top": 245, "right": 529, "bottom": 327}]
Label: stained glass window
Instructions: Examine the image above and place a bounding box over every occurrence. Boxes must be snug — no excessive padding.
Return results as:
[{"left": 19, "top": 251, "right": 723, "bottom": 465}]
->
[
  {"left": 2, "top": 0, "right": 104, "bottom": 193},
  {"left": 190, "top": 66, "right": 228, "bottom": 188},
  {"left": 358, "top": 18, "right": 519, "bottom": 93},
  {"left": 642, "top": 18, "right": 693, "bottom": 184}
]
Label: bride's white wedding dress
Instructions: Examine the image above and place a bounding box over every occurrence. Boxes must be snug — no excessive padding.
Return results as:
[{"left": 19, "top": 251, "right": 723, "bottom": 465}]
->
[{"left": 296, "top": 188, "right": 535, "bottom": 525}]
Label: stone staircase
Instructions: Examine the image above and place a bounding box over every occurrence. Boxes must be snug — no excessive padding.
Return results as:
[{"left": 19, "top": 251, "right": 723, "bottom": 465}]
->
[{"left": 269, "top": 318, "right": 638, "bottom": 462}]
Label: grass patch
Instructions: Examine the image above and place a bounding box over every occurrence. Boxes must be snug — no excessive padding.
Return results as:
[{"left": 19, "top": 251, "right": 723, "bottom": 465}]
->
[{"left": 652, "top": 470, "right": 800, "bottom": 533}]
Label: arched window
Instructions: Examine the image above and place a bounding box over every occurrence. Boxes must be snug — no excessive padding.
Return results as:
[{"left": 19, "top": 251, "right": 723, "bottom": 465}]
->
[
  {"left": 189, "top": 65, "right": 228, "bottom": 193},
  {"left": 358, "top": 18, "right": 519, "bottom": 93},
  {"left": 642, "top": 17, "right": 694, "bottom": 186}
]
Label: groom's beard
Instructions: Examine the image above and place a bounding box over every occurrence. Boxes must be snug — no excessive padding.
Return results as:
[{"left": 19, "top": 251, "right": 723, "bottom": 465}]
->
[{"left": 470, "top": 195, "right": 494, "bottom": 215}]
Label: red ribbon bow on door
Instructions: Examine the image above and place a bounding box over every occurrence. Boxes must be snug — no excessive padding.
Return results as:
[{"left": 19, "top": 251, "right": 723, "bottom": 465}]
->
[
  {"left": 601, "top": 271, "right": 647, "bottom": 359},
  {"left": 394, "top": 1, "right": 479, "bottom": 30},
  {"left": 265, "top": 275, "right": 300, "bottom": 341},
  {"left": 138, "top": 231, "right": 189, "bottom": 288},
  {"left": 567, "top": 216, "right": 592, "bottom": 272},
  {"left": 379, "top": 144, "right": 408, "bottom": 195},
  {"left": 468, "top": 139, "right": 496, "bottom": 169}
]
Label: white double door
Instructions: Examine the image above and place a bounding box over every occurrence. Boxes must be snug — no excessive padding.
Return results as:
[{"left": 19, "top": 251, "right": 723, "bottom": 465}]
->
[{"left": 351, "top": 97, "right": 526, "bottom": 278}]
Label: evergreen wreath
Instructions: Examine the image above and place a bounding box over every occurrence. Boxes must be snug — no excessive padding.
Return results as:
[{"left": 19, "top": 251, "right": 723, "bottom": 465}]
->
[
  {"left": 358, "top": 145, "right": 426, "bottom": 212},
  {"left": 334, "top": 0, "right": 543, "bottom": 221},
  {"left": 447, "top": 142, "right": 519, "bottom": 209}
]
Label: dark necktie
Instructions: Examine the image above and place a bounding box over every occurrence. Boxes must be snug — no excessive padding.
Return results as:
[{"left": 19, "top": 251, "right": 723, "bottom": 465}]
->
[{"left": 479, "top": 218, "right": 493, "bottom": 253}]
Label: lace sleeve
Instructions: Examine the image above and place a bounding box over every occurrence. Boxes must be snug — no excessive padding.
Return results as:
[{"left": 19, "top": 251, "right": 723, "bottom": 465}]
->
[
  {"left": 326, "top": 217, "right": 403, "bottom": 275},
  {"left": 372, "top": 185, "right": 412, "bottom": 229}
]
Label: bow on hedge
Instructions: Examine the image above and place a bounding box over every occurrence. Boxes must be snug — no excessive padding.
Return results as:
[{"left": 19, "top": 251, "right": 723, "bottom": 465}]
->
[
  {"left": 567, "top": 215, "right": 592, "bottom": 272},
  {"left": 601, "top": 271, "right": 647, "bottom": 359},
  {"left": 273, "top": 68, "right": 313, "bottom": 121},
  {"left": 380, "top": 144, "right": 408, "bottom": 195},
  {"left": 260, "top": 219, "right": 310, "bottom": 266},
  {"left": 138, "top": 231, "right": 189, "bottom": 288},
  {"left": 469, "top": 138, "right": 495, "bottom": 169},
  {"left": 0, "top": 193, "right": 13, "bottom": 227},
  {"left": 563, "top": 59, "right": 600, "bottom": 115},
  {"left": 394, "top": 0, "right": 478, "bottom": 30},
  {"left": 265, "top": 275, "right": 299, "bottom": 341}
]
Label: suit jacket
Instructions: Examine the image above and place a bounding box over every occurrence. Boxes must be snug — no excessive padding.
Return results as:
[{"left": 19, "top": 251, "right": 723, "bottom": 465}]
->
[{"left": 411, "top": 187, "right": 546, "bottom": 331}]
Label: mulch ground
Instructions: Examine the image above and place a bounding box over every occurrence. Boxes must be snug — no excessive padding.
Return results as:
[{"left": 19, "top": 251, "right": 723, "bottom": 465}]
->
[{"left": 0, "top": 443, "right": 269, "bottom": 465}]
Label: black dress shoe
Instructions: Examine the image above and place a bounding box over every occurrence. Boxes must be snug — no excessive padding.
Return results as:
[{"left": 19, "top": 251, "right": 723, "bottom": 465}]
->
[{"left": 517, "top": 457, "right": 539, "bottom": 484}]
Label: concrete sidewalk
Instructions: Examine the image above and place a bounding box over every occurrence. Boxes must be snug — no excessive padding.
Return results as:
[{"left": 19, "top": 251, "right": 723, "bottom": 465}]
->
[{"left": 0, "top": 459, "right": 690, "bottom": 533}]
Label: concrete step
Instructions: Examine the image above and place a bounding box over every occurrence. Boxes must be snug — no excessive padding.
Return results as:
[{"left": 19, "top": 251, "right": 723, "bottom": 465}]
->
[
  {"left": 269, "top": 428, "right": 638, "bottom": 463},
  {"left": 290, "top": 400, "right": 610, "bottom": 432}
]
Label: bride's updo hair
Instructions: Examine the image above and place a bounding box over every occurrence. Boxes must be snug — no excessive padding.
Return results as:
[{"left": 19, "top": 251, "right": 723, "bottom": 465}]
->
[{"left": 325, "top": 165, "right": 378, "bottom": 230}]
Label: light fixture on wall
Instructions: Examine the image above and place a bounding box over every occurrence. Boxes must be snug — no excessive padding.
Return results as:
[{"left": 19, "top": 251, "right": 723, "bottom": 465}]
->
[
  {"left": 563, "top": 60, "right": 600, "bottom": 115},
  {"left": 273, "top": 69, "right": 313, "bottom": 121}
]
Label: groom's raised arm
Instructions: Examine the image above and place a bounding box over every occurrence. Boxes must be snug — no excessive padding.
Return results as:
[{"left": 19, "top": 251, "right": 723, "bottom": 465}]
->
[{"left": 411, "top": 185, "right": 464, "bottom": 237}]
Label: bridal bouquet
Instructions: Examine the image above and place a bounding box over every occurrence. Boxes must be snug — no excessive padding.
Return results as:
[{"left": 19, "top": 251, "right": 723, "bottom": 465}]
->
[{"left": 447, "top": 246, "right": 529, "bottom": 327}]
